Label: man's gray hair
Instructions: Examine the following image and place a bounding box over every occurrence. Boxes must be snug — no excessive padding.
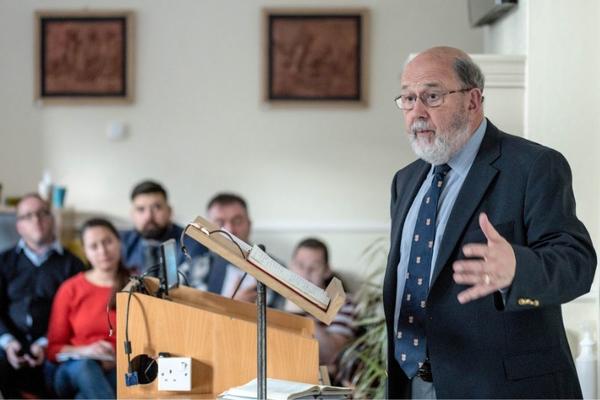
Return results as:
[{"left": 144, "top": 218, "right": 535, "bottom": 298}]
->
[{"left": 454, "top": 57, "right": 485, "bottom": 91}]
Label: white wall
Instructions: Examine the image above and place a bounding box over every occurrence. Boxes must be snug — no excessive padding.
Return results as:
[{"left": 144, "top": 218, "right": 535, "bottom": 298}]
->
[
  {"left": 0, "top": 2, "right": 44, "bottom": 199},
  {"left": 483, "top": 1, "right": 527, "bottom": 55},
  {"left": 0, "top": 0, "right": 483, "bottom": 287}
]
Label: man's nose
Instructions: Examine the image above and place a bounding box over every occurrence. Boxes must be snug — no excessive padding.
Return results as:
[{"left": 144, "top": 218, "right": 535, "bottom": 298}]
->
[
  {"left": 410, "top": 96, "right": 429, "bottom": 118},
  {"left": 144, "top": 208, "right": 156, "bottom": 220}
]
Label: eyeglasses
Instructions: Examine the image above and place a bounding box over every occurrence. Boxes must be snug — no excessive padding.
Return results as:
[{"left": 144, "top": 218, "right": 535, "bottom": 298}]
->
[
  {"left": 394, "top": 88, "right": 473, "bottom": 110},
  {"left": 16, "top": 209, "right": 52, "bottom": 221}
]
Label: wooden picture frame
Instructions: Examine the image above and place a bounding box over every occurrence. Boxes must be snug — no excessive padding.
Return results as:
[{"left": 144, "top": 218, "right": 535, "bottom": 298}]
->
[
  {"left": 263, "top": 8, "right": 367, "bottom": 103},
  {"left": 35, "top": 10, "right": 134, "bottom": 103}
]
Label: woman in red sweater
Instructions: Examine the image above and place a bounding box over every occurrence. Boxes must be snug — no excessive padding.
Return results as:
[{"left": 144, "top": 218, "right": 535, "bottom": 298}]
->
[{"left": 46, "top": 218, "right": 129, "bottom": 399}]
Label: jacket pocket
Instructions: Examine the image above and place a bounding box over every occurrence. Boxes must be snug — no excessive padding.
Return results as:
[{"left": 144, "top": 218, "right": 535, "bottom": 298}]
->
[{"left": 503, "top": 346, "right": 571, "bottom": 380}]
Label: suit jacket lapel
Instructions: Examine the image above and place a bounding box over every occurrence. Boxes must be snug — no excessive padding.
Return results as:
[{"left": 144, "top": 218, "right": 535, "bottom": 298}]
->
[
  {"left": 384, "top": 161, "right": 430, "bottom": 322},
  {"left": 389, "top": 162, "right": 430, "bottom": 269},
  {"left": 207, "top": 254, "right": 229, "bottom": 294},
  {"left": 430, "top": 121, "right": 502, "bottom": 286}
]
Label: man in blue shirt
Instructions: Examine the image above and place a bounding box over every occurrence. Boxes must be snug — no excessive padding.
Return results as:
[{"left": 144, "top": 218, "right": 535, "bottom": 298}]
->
[
  {"left": 383, "top": 46, "right": 596, "bottom": 399},
  {"left": 120, "top": 180, "right": 207, "bottom": 275},
  {"left": 181, "top": 193, "right": 283, "bottom": 308}
]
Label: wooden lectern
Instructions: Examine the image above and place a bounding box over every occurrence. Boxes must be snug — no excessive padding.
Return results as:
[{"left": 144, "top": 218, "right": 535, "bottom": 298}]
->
[
  {"left": 116, "top": 216, "right": 347, "bottom": 398},
  {"left": 116, "top": 278, "right": 319, "bottom": 398}
]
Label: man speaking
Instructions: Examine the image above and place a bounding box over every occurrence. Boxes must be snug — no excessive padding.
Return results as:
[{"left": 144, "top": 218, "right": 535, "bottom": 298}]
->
[{"left": 383, "top": 46, "right": 596, "bottom": 398}]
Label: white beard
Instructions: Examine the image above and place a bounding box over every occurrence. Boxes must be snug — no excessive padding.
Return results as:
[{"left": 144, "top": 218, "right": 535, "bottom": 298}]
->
[{"left": 408, "top": 113, "right": 472, "bottom": 165}]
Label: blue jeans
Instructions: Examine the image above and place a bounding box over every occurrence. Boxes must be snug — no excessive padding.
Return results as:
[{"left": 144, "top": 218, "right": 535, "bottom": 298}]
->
[{"left": 53, "top": 359, "right": 116, "bottom": 399}]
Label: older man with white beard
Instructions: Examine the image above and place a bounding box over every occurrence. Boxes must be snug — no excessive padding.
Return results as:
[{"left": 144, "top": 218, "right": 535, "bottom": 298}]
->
[{"left": 382, "top": 46, "right": 595, "bottom": 399}]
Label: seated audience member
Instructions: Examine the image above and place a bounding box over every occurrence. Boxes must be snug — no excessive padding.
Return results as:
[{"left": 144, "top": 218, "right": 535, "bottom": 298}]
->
[
  {"left": 46, "top": 218, "right": 130, "bottom": 399},
  {"left": 0, "top": 194, "right": 83, "bottom": 398},
  {"left": 183, "top": 193, "right": 281, "bottom": 307},
  {"left": 121, "top": 180, "right": 207, "bottom": 274},
  {"left": 286, "top": 238, "right": 356, "bottom": 377}
]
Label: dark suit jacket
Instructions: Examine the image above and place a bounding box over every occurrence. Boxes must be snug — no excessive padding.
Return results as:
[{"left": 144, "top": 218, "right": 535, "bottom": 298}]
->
[
  {"left": 383, "top": 120, "right": 596, "bottom": 399},
  {"left": 120, "top": 223, "right": 207, "bottom": 273}
]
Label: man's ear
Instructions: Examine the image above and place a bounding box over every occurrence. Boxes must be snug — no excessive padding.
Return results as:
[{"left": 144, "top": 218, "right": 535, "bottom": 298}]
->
[{"left": 468, "top": 88, "right": 484, "bottom": 111}]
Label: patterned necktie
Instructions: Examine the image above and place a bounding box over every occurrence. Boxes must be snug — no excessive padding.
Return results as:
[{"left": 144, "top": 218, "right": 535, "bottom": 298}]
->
[{"left": 395, "top": 163, "right": 451, "bottom": 378}]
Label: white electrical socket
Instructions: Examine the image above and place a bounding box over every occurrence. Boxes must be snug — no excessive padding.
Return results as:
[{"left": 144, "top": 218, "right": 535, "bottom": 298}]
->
[{"left": 157, "top": 357, "right": 192, "bottom": 391}]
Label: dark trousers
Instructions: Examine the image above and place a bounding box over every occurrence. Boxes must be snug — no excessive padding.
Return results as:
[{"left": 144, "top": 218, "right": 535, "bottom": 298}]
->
[{"left": 0, "top": 351, "right": 48, "bottom": 399}]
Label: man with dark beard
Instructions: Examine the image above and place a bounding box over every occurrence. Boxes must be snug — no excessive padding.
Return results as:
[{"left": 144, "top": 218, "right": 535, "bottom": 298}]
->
[
  {"left": 383, "top": 46, "right": 595, "bottom": 398},
  {"left": 121, "top": 180, "right": 207, "bottom": 274}
]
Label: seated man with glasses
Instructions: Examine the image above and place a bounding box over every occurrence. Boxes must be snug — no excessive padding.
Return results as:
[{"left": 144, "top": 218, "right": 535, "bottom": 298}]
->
[{"left": 0, "top": 193, "right": 83, "bottom": 398}]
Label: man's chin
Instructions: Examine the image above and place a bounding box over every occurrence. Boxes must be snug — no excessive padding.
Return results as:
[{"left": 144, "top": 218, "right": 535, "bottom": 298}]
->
[
  {"left": 411, "top": 143, "right": 451, "bottom": 165},
  {"left": 140, "top": 226, "right": 169, "bottom": 240}
]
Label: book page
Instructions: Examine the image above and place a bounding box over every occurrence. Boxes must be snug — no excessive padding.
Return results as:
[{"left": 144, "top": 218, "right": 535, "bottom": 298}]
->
[
  {"left": 319, "top": 385, "right": 353, "bottom": 395},
  {"left": 223, "top": 378, "right": 320, "bottom": 400},
  {"left": 247, "top": 245, "right": 330, "bottom": 309}
]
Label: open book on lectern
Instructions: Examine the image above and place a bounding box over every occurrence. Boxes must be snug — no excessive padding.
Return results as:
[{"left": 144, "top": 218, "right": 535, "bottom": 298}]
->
[{"left": 184, "top": 216, "right": 346, "bottom": 324}]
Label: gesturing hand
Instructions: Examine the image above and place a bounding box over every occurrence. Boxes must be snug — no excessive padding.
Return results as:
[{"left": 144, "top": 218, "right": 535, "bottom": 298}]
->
[{"left": 453, "top": 213, "right": 516, "bottom": 304}]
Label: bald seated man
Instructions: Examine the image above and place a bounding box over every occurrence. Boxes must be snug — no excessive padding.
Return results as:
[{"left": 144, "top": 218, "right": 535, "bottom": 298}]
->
[
  {"left": 382, "top": 46, "right": 596, "bottom": 399},
  {"left": 0, "top": 194, "right": 83, "bottom": 398}
]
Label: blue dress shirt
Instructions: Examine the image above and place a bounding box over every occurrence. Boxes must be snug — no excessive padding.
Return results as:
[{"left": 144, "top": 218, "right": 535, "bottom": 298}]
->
[{"left": 394, "top": 119, "right": 487, "bottom": 332}]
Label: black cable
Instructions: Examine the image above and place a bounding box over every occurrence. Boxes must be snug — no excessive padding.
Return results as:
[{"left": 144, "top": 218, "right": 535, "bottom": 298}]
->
[
  {"left": 124, "top": 281, "right": 136, "bottom": 373},
  {"left": 180, "top": 224, "right": 247, "bottom": 293},
  {"left": 179, "top": 226, "right": 194, "bottom": 265},
  {"left": 182, "top": 224, "right": 246, "bottom": 258},
  {"left": 208, "top": 229, "right": 247, "bottom": 298},
  {"left": 231, "top": 272, "right": 248, "bottom": 299},
  {"left": 144, "top": 358, "right": 157, "bottom": 381},
  {"left": 177, "top": 270, "right": 189, "bottom": 286},
  {"left": 140, "top": 263, "right": 161, "bottom": 278},
  {"left": 207, "top": 229, "right": 246, "bottom": 257}
]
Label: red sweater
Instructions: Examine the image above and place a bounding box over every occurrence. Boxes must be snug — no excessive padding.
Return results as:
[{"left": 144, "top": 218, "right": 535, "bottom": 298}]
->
[{"left": 47, "top": 272, "right": 116, "bottom": 362}]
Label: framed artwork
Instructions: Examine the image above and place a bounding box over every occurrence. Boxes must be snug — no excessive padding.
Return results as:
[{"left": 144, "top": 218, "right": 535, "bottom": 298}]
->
[
  {"left": 35, "top": 10, "right": 134, "bottom": 103},
  {"left": 264, "top": 9, "right": 367, "bottom": 103}
]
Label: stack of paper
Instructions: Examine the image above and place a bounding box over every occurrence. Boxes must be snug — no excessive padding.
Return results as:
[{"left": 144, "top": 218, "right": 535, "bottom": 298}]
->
[{"left": 56, "top": 352, "right": 115, "bottom": 362}]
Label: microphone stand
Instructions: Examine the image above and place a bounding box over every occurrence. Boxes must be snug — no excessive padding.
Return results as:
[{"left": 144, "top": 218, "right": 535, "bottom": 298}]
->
[{"left": 257, "top": 280, "right": 267, "bottom": 400}]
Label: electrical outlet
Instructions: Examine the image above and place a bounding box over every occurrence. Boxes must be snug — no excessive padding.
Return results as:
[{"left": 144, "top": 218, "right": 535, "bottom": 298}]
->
[{"left": 157, "top": 357, "right": 192, "bottom": 391}]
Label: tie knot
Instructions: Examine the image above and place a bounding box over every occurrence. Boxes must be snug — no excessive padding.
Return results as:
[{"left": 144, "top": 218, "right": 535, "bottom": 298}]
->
[{"left": 433, "top": 164, "right": 451, "bottom": 177}]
